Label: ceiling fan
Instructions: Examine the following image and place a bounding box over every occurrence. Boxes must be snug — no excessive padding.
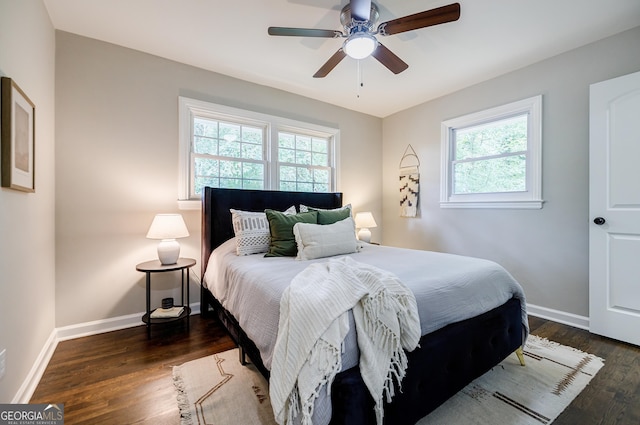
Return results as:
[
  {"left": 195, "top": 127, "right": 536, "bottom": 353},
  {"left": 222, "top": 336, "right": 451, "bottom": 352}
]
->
[{"left": 268, "top": 0, "right": 461, "bottom": 78}]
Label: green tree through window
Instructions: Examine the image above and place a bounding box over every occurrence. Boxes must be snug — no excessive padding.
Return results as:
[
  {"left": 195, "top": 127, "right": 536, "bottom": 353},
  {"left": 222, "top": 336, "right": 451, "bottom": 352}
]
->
[
  {"left": 453, "top": 115, "right": 528, "bottom": 194},
  {"left": 179, "top": 97, "right": 338, "bottom": 202}
]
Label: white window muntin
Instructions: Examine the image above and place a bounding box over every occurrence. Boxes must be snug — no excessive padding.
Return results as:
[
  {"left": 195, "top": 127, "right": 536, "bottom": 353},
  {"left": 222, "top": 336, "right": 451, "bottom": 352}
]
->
[
  {"left": 179, "top": 97, "right": 338, "bottom": 209},
  {"left": 191, "top": 114, "right": 268, "bottom": 196},
  {"left": 276, "top": 125, "right": 334, "bottom": 192},
  {"left": 440, "top": 95, "right": 543, "bottom": 209}
]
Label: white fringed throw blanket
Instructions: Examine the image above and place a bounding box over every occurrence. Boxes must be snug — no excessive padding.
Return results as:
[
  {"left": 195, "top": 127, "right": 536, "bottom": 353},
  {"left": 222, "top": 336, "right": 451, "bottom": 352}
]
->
[{"left": 270, "top": 257, "right": 421, "bottom": 425}]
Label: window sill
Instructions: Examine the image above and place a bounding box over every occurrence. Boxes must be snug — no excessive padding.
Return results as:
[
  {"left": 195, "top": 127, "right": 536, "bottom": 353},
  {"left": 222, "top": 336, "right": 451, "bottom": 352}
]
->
[
  {"left": 178, "top": 200, "right": 201, "bottom": 211},
  {"left": 440, "top": 200, "right": 544, "bottom": 209}
]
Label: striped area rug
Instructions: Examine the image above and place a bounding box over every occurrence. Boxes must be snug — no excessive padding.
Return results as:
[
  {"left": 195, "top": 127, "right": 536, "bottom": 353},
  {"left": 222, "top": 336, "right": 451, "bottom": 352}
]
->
[
  {"left": 172, "top": 335, "right": 603, "bottom": 425},
  {"left": 418, "top": 334, "right": 604, "bottom": 425}
]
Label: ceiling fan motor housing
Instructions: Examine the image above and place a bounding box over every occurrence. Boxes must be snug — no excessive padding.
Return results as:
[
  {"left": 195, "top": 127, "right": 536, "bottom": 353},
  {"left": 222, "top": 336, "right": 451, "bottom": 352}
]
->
[
  {"left": 340, "top": 3, "right": 380, "bottom": 31},
  {"left": 340, "top": 3, "right": 380, "bottom": 59}
]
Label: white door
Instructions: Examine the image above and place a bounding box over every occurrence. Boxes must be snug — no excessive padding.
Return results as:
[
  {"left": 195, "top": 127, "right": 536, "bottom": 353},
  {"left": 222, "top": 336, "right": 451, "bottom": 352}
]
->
[{"left": 589, "top": 70, "right": 640, "bottom": 346}]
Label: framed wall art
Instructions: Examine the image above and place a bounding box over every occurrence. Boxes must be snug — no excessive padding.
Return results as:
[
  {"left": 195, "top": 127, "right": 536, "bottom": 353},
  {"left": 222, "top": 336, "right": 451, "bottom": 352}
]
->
[{"left": 1, "top": 77, "right": 35, "bottom": 192}]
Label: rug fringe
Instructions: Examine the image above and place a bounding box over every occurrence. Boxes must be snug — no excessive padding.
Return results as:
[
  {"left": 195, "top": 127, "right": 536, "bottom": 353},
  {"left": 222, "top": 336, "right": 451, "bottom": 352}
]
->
[
  {"left": 527, "top": 335, "right": 605, "bottom": 362},
  {"left": 173, "top": 366, "right": 194, "bottom": 425}
]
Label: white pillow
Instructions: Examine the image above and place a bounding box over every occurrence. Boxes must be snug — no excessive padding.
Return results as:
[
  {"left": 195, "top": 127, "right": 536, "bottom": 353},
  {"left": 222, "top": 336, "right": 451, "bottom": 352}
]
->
[
  {"left": 293, "top": 216, "right": 361, "bottom": 260},
  {"left": 230, "top": 206, "right": 296, "bottom": 255},
  {"left": 299, "top": 203, "right": 352, "bottom": 214}
]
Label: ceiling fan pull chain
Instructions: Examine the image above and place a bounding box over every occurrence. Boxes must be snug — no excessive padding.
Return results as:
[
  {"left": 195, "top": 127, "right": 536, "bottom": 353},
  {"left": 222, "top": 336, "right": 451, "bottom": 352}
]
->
[{"left": 356, "top": 60, "right": 364, "bottom": 98}]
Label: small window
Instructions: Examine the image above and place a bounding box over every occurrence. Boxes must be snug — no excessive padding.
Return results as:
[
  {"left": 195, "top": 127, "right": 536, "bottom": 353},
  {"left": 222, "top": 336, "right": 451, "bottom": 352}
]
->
[
  {"left": 440, "top": 95, "right": 543, "bottom": 209},
  {"left": 178, "top": 97, "right": 338, "bottom": 209}
]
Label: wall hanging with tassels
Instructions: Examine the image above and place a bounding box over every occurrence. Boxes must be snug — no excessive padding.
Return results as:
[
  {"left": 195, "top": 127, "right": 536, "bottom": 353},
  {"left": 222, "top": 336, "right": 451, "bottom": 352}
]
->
[{"left": 399, "top": 144, "right": 420, "bottom": 217}]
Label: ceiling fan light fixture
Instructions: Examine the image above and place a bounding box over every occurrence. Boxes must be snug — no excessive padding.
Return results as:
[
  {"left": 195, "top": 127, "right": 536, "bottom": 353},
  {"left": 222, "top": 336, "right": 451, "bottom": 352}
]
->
[{"left": 343, "top": 32, "right": 377, "bottom": 60}]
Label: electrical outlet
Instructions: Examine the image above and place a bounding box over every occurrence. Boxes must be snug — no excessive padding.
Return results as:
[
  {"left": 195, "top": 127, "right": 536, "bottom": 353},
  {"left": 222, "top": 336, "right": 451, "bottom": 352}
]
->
[{"left": 0, "top": 349, "right": 6, "bottom": 380}]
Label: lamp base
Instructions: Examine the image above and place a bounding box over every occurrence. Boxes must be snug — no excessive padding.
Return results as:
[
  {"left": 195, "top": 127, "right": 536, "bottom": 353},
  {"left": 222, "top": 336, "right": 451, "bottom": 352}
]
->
[
  {"left": 357, "top": 228, "right": 372, "bottom": 243},
  {"left": 157, "top": 239, "right": 180, "bottom": 265}
]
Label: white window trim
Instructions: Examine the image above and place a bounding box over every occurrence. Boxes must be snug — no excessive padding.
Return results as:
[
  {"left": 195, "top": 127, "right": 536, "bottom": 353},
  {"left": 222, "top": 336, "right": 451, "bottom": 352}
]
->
[
  {"left": 440, "top": 95, "right": 544, "bottom": 209},
  {"left": 178, "top": 97, "right": 340, "bottom": 210}
]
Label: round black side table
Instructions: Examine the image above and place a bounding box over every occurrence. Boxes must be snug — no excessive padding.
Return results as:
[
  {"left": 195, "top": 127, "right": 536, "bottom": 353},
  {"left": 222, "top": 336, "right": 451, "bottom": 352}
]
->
[{"left": 136, "top": 257, "right": 196, "bottom": 338}]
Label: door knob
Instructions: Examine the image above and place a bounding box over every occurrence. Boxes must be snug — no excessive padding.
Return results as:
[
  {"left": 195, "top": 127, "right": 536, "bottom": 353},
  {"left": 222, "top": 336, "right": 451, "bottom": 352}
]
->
[{"left": 593, "top": 217, "right": 606, "bottom": 225}]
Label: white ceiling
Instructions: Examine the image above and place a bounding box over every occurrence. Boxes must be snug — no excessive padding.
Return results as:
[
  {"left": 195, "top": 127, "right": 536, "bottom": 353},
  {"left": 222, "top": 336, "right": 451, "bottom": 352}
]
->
[{"left": 43, "top": 0, "right": 640, "bottom": 117}]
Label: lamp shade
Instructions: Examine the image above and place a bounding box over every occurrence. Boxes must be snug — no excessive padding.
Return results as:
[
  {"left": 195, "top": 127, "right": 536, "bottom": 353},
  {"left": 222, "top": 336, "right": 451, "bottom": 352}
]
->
[
  {"left": 354, "top": 212, "right": 377, "bottom": 229},
  {"left": 146, "top": 214, "right": 189, "bottom": 240},
  {"left": 146, "top": 214, "right": 189, "bottom": 265}
]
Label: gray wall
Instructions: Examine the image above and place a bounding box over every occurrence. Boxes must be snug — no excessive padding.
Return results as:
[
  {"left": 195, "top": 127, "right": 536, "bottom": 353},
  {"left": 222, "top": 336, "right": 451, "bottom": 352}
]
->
[
  {"left": 0, "top": 0, "right": 56, "bottom": 402},
  {"left": 382, "top": 26, "right": 640, "bottom": 319},
  {"left": 4, "top": 0, "right": 638, "bottom": 401},
  {"left": 54, "top": 31, "right": 383, "bottom": 327}
]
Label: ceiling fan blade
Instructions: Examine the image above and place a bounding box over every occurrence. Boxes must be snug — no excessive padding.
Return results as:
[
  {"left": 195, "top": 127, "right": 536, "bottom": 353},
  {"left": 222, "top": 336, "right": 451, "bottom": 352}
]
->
[
  {"left": 379, "top": 3, "right": 460, "bottom": 36},
  {"left": 350, "top": 0, "right": 372, "bottom": 22},
  {"left": 313, "top": 49, "right": 347, "bottom": 78},
  {"left": 371, "top": 43, "right": 409, "bottom": 74},
  {"left": 268, "top": 27, "right": 342, "bottom": 38}
]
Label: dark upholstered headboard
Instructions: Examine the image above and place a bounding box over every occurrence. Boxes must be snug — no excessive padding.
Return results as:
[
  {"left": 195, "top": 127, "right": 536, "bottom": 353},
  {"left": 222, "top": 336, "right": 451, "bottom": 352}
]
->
[{"left": 201, "top": 187, "right": 343, "bottom": 277}]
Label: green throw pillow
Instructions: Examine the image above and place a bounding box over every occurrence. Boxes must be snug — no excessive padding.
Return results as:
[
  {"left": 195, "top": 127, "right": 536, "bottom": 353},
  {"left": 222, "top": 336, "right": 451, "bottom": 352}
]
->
[
  {"left": 309, "top": 206, "right": 351, "bottom": 225},
  {"left": 265, "top": 210, "right": 318, "bottom": 257}
]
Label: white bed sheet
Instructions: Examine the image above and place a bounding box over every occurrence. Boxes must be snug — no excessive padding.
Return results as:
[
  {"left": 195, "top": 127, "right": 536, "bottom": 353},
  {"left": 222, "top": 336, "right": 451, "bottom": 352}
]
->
[{"left": 203, "top": 239, "right": 528, "bottom": 372}]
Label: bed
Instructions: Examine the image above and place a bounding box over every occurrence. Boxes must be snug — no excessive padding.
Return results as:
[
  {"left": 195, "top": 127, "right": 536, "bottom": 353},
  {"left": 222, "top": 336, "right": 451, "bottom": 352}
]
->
[{"left": 200, "top": 187, "right": 527, "bottom": 425}]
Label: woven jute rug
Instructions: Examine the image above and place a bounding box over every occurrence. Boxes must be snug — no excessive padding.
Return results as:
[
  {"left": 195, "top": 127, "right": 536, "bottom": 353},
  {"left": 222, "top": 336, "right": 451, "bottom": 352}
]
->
[{"left": 173, "top": 335, "right": 603, "bottom": 425}]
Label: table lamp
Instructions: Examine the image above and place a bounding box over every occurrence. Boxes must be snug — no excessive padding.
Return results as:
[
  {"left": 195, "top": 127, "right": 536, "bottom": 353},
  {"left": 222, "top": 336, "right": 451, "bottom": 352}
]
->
[
  {"left": 354, "top": 212, "right": 377, "bottom": 243},
  {"left": 146, "top": 214, "right": 189, "bottom": 265}
]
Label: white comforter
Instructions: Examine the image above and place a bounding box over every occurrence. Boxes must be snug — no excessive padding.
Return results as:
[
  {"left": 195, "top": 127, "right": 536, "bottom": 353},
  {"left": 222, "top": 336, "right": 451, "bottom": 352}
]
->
[{"left": 203, "top": 239, "right": 528, "bottom": 424}]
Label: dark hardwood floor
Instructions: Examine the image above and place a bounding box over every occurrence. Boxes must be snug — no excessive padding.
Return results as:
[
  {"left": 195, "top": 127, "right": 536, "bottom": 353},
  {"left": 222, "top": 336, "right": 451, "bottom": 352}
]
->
[
  {"left": 527, "top": 316, "right": 640, "bottom": 425},
  {"left": 30, "top": 315, "right": 236, "bottom": 424},
  {"left": 31, "top": 314, "right": 640, "bottom": 424}
]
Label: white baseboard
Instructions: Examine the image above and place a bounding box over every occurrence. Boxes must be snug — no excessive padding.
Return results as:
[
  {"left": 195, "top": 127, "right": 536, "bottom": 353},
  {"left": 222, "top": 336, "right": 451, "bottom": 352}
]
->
[
  {"left": 18, "top": 302, "right": 583, "bottom": 403},
  {"left": 17, "top": 302, "right": 201, "bottom": 402},
  {"left": 56, "top": 302, "right": 201, "bottom": 341},
  {"left": 526, "top": 303, "right": 590, "bottom": 330},
  {"left": 56, "top": 312, "right": 143, "bottom": 341},
  {"left": 13, "top": 329, "right": 58, "bottom": 404}
]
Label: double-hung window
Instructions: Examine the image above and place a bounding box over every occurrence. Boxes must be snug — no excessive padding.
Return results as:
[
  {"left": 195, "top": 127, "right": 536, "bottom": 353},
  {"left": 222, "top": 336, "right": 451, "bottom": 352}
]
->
[
  {"left": 440, "top": 95, "right": 543, "bottom": 209},
  {"left": 278, "top": 130, "right": 332, "bottom": 193},
  {"left": 178, "top": 97, "right": 338, "bottom": 209},
  {"left": 192, "top": 116, "right": 266, "bottom": 193}
]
